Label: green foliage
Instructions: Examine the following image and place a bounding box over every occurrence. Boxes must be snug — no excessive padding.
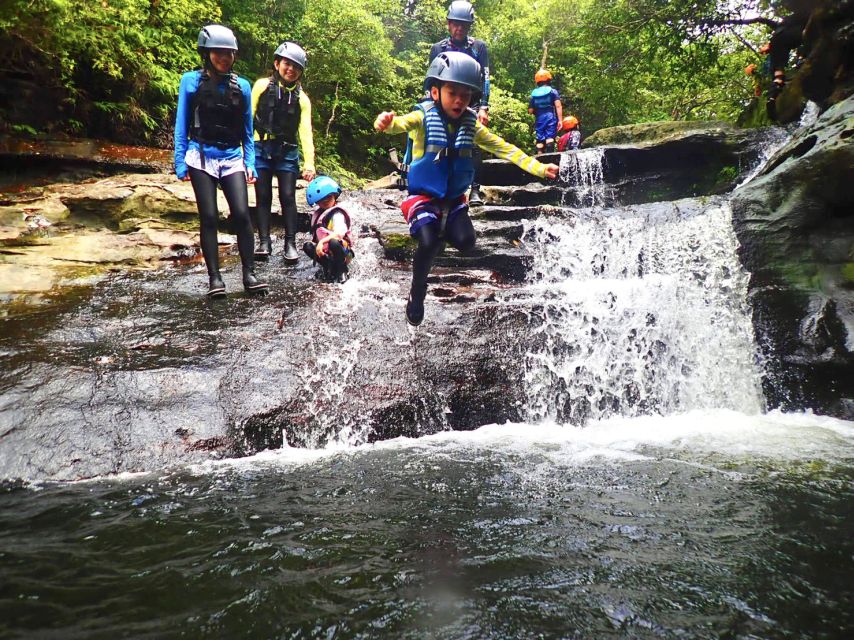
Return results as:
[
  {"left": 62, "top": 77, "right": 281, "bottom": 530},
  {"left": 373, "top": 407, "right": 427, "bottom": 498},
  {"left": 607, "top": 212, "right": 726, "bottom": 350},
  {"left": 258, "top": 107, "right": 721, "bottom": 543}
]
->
[
  {"left": 0, "top": 0, "right": 791, "bottom": 175},
  {"left": 487, "top": 86, "right": 533, "bottom": 151}
]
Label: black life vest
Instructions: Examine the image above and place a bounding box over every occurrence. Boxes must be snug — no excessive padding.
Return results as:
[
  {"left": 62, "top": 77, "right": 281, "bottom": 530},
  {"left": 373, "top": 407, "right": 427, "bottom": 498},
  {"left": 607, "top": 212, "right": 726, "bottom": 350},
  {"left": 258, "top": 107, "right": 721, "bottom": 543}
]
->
[
  {"left": 254, "top": 76, "right": 301, "bottom": 146},
  {"left": 190, "top": 71, "right": 245, "bottom": 149}
]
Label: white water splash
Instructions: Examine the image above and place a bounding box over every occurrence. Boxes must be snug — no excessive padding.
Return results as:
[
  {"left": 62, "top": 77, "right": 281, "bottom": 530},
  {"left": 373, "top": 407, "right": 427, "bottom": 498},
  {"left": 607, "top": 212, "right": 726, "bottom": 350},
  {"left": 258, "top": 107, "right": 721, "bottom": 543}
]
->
[
  {"left": 559, "top": 148, "right": 607, "bottom": 206},
  {"left": 518, "top": 199, "right": 764, "bottom": 424},
  {"left": 799, "top": 100, "right": 821, "bottom": 128},
  {"left": 735, "top": 127, "right": 790, "bottom": 187}
]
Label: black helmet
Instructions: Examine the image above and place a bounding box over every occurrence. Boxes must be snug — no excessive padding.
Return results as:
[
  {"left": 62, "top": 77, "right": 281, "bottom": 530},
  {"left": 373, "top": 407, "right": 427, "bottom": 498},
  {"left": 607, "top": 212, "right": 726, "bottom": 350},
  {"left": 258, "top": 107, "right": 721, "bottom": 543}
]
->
[
  {"left": 274, "top": 42, "right": 307, "bottom": 70},
  {"left": 424, "top": 51, "right": 482, "bottom": 99},
  {"left": 197, "top": 24, "right": 238, "bottom": 55},
  {"left": 447, "top": 1, "right": 475, "bottom": 23}
]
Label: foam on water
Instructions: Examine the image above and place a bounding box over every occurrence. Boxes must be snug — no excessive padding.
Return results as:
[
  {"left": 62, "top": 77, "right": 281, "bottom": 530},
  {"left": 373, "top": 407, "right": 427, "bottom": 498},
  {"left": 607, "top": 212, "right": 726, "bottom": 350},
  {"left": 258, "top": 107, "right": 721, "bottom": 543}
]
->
[{"left": 190, "top": 409, "right": 854, "bottom": 478}]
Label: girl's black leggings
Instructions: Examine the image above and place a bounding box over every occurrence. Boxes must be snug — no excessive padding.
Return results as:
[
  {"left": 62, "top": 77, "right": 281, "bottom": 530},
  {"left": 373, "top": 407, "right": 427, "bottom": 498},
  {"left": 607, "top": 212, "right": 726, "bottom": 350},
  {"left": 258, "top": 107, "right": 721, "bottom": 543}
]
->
[
  {"left": 255, "top": 169, "right": 298, "bottom": 238},
  {"left": 188, "top": 168, "right": 254, "bottom": 274}
]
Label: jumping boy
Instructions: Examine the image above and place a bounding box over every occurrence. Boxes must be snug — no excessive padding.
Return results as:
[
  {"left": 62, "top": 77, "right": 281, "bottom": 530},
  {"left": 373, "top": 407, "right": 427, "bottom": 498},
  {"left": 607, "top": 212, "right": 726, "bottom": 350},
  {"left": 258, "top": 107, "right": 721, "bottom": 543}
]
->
[{"left": 374, "top": 52, "right": 559, "bottom": 326}]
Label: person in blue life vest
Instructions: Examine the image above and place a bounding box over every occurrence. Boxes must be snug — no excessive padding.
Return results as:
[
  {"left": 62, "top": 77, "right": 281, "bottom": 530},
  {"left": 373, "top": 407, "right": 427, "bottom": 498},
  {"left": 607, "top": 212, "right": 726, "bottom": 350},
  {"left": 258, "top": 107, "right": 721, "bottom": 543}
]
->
[
  {"left": 251, "top": 42, "right": 316, "bottom": 263},
  {"left": 374, "top": 52, "right": 560, "bottom": 327},
  {"left": 529, "top": 68, "right": 563, "bottom": 154},
  {"left": 302, "top": 176, "right": 354, "bottom": 284},
  {"left": 557, "top": 115, "right": 581, "bottom": 152},
  {"left": 174, "top": 24, "right": 267, "bottom": 297},
  {"left": 428, "top": 1, "right": 491, "bottom": 207}
]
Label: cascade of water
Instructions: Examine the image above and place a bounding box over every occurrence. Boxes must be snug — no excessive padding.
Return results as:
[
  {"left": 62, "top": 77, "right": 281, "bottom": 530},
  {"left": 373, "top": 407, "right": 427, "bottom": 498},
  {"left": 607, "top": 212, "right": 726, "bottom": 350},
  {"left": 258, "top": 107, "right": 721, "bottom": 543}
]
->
[
  {"left": 559, "top": 148, "right": 607, "bottom": 207},
  {"left": 736, "top": 127, "right": 790, "bottom": 187},
  {"left": 799, "top": 100, "right": 820, "bottom": 128},
  {"left": 520, "top": 198, "right": 765, "bottom": 425}
]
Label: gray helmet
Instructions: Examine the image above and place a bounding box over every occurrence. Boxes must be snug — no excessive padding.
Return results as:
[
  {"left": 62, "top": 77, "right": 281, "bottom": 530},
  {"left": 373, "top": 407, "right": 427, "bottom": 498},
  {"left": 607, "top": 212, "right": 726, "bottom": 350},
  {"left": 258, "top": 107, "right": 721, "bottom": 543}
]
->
[
  {"left": 424, "top": 51, "right": 482, "bottom": 99},
  {"left": 274, "top": 42, "right": 307, "bottom": 70},
  {"left": 197, "top": 24, "right": 238, "bottom": 53},
  {"left": 447, "top": 1, "right": 475, "bottom": 23}
]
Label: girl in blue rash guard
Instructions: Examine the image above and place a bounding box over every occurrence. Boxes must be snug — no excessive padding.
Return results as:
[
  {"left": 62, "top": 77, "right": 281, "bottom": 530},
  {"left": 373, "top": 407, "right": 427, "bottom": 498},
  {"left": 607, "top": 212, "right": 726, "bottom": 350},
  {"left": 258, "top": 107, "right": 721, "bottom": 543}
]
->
[{"left": 174, "top": 24, "right": 267, "bottom": 297}]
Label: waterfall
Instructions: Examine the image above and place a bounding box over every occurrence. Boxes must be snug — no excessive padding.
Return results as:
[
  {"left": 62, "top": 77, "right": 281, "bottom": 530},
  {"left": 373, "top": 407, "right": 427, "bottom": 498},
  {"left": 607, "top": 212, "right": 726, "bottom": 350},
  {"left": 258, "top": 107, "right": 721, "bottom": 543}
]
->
[
  {"left": 559, "top": 148, "right": 607, "bottom": 207},
  {"left": 520, "top": 196, "right": 765, "bottom": 425}
]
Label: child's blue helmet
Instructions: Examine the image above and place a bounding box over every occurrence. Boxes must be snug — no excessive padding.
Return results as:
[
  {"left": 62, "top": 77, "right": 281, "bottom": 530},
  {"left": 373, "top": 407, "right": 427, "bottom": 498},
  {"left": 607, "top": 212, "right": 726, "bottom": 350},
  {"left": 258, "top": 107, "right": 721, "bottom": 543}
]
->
[
  {"left": 424, "top": 51, "right": 482, "bottom": 100},
  {"left": 306, "top": 176, "right": 341, "bottom": 206}
]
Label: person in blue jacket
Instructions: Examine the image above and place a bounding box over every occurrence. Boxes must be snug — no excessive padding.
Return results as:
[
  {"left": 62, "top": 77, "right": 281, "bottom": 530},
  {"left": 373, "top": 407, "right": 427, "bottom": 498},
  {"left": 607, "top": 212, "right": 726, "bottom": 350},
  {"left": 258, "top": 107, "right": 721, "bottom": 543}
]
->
[
  {"left": 529, "top": 68, "right": 563, "bottom": 154},
  {"left": 174, "top": 24, "right": 267, "bottom": 297},
  {"left": 428, "top": 1, "right": 491, "bottom": 206}
]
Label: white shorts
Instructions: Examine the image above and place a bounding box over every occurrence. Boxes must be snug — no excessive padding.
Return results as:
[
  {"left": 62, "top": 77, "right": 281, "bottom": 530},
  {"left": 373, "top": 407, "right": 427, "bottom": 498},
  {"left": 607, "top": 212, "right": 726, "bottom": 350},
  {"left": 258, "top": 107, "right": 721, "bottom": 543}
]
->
[{"left": 185, "top": 147, "right": 245, "bottom": 179}]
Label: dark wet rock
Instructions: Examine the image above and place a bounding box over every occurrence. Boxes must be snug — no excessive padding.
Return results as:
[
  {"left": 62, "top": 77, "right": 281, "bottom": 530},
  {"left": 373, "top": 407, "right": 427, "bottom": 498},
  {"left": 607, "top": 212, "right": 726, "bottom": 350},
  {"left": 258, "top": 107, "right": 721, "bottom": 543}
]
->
[
  {"left": 731, "top": 93, "right": 854, "bottom": 418},
  {"left": 3, "top": 105, "right": 851, "bottom": 481},
  {"left": 483, "top": 183, "right": 564, "bottom": 207},
  {"left": 771, "top": 0, "right": 854, "bottom": 123},
  {"left": 480, "top": 127, "right": 779, "bottom": 205}
]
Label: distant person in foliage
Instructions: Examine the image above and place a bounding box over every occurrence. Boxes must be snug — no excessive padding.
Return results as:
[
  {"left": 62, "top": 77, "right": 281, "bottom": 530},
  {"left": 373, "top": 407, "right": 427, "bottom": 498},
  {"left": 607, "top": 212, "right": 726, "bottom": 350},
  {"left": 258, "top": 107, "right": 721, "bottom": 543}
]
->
[
  {"left": 765, "top": 0, "right": 811, "bottom": 119},
  {"left": 529, "top": 69, "right": 562, "bottom": 154},
  {"left": 374, "top": 52, "right": 560, "bottom": 327},
  {"left": 251, "top": 42, "right": 316, "bottom": 263},
  {"left": 557, "top": 115, "right": 581, "bottom": 152},
  {"left": 303, "top": 176, "right": 354, "bottom": 284},
  {"left": 428, "top": 0, "right": 490, "bottom": 206},
  {"left": 174, "top": 24, "right": 267, "bottom": 298}
]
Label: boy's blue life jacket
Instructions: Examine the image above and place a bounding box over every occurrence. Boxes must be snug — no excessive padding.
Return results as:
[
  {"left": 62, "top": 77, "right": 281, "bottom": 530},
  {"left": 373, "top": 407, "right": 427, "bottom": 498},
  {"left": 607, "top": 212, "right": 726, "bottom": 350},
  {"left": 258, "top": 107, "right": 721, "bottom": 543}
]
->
[
  {"left": 190, "top": 71, "right": 245, "bottom": 149},
  {"left": 529, "top": 85, "right": 557, "bottom": 116},
  {"left": 407, "top": 100, "right": 478, "bottom": 199}
]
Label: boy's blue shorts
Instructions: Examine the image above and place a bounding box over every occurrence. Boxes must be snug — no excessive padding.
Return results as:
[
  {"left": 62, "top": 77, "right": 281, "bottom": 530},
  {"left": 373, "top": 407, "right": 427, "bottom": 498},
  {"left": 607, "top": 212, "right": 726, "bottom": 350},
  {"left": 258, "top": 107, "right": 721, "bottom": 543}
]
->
[{"left": 535, "top": 113, "right": 559, "bottom": 142}]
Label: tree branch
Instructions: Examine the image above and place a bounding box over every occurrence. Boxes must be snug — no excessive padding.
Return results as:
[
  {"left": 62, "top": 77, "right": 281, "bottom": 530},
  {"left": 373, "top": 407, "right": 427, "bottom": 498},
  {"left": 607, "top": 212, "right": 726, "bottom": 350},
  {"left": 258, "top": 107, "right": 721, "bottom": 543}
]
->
[
  {"left": 325, "top": 80, "right": 339, "bottom": 139},
  {"left": 701, "top": 17, "right": 780, "bottom": 29}
]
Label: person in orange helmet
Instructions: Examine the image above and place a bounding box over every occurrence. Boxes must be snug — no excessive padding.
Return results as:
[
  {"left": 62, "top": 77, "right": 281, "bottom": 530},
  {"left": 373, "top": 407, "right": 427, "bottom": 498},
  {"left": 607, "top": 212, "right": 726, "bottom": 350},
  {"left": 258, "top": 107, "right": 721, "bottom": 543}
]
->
[
  {"left": 744, "top": 63, "right": 762, "bottom": 97},
  {"left": 528, "top": 68, "right": 562, "bottom": 154},
  {"left": 557, "top": 115, "right": 581, "bottom": 152}
]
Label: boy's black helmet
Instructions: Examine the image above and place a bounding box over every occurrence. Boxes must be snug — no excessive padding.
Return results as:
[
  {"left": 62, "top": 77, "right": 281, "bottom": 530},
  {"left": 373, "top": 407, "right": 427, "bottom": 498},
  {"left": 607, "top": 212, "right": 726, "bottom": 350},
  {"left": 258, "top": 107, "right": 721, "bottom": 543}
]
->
[
  {"left": 447, "top": 1, "right": 475, "bottom": 23},
  {"left": 424, "top": 51, "right": 482, "bottom": 100},
  {"left": 197, "top": 24, "right": 238, "bottom": 55}
]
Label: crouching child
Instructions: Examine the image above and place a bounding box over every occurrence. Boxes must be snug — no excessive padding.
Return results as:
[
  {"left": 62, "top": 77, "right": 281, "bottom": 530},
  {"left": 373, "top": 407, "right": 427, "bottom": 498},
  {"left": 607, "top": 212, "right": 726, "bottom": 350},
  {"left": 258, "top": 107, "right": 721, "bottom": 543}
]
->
[
  {"left": 303, "top": 176, "right": 354, "bottom": 284},
  {"left": 374, "top": 51, "right": 559, "bottom": 326}
]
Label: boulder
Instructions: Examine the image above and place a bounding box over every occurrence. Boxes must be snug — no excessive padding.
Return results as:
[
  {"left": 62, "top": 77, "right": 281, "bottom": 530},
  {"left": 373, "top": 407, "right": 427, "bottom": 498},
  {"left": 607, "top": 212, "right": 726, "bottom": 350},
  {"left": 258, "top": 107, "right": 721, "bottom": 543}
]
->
[
  {"left": 582, "top": 120, "right": 735, "bottom": 147},
  {"left": 731, "top": 93, "right": 854, "bottom": 418}
]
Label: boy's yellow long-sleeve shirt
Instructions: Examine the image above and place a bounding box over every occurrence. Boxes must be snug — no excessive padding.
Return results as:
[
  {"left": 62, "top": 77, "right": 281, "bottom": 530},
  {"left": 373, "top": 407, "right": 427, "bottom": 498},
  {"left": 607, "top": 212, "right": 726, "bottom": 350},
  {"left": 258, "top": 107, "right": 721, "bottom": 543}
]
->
[
  {"left": 251, "top": 78, "right": 315, "bottom": 172},
  {"left": 377, "top": 109, "right": 549, "bottom": 179}
]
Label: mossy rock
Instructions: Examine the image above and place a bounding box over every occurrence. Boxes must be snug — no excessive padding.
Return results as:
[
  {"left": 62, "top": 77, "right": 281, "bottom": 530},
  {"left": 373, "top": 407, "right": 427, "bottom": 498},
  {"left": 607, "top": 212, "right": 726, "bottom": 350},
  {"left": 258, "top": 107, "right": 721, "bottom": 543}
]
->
[
  {"left": 381, "top": 232, "right": 416, "bottom": 261},
  {"left": 584, "top": 120, "right": 735, "bottom": 147}
]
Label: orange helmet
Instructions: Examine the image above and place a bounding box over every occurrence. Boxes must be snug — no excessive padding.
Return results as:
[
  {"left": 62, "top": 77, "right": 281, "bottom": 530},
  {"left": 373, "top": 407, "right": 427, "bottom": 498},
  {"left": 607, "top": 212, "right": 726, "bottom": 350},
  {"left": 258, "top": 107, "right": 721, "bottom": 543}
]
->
[
  {"left": 534, "top": 68, "right": 552, "bottom": 83},
  {"left": 562, "top": 115, "right": 579, "bottom": 130},
  {"left": 744, "top": 63, "right": 757, "bottom": 75}
]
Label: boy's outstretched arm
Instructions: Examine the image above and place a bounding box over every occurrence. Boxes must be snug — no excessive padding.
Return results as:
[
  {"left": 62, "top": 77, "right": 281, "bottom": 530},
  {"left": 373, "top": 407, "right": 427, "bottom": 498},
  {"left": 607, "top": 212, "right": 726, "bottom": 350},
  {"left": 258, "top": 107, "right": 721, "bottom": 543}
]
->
[
  {"left": 474, "top": 124, "right": 559, "bottom": 179},
  {"left": 374, "top": 110, "right": 423, "bottom": 135},
  {"left": 375, "top": 111, "right": 396, "bottom": 132}
]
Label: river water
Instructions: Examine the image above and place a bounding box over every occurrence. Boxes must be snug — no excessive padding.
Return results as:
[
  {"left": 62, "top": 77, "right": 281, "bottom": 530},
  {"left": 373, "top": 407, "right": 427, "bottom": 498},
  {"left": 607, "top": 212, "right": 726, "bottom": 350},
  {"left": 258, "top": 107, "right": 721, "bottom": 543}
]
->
[{"left": 2, "top": 145, "right": 853, "bottom": 638}]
